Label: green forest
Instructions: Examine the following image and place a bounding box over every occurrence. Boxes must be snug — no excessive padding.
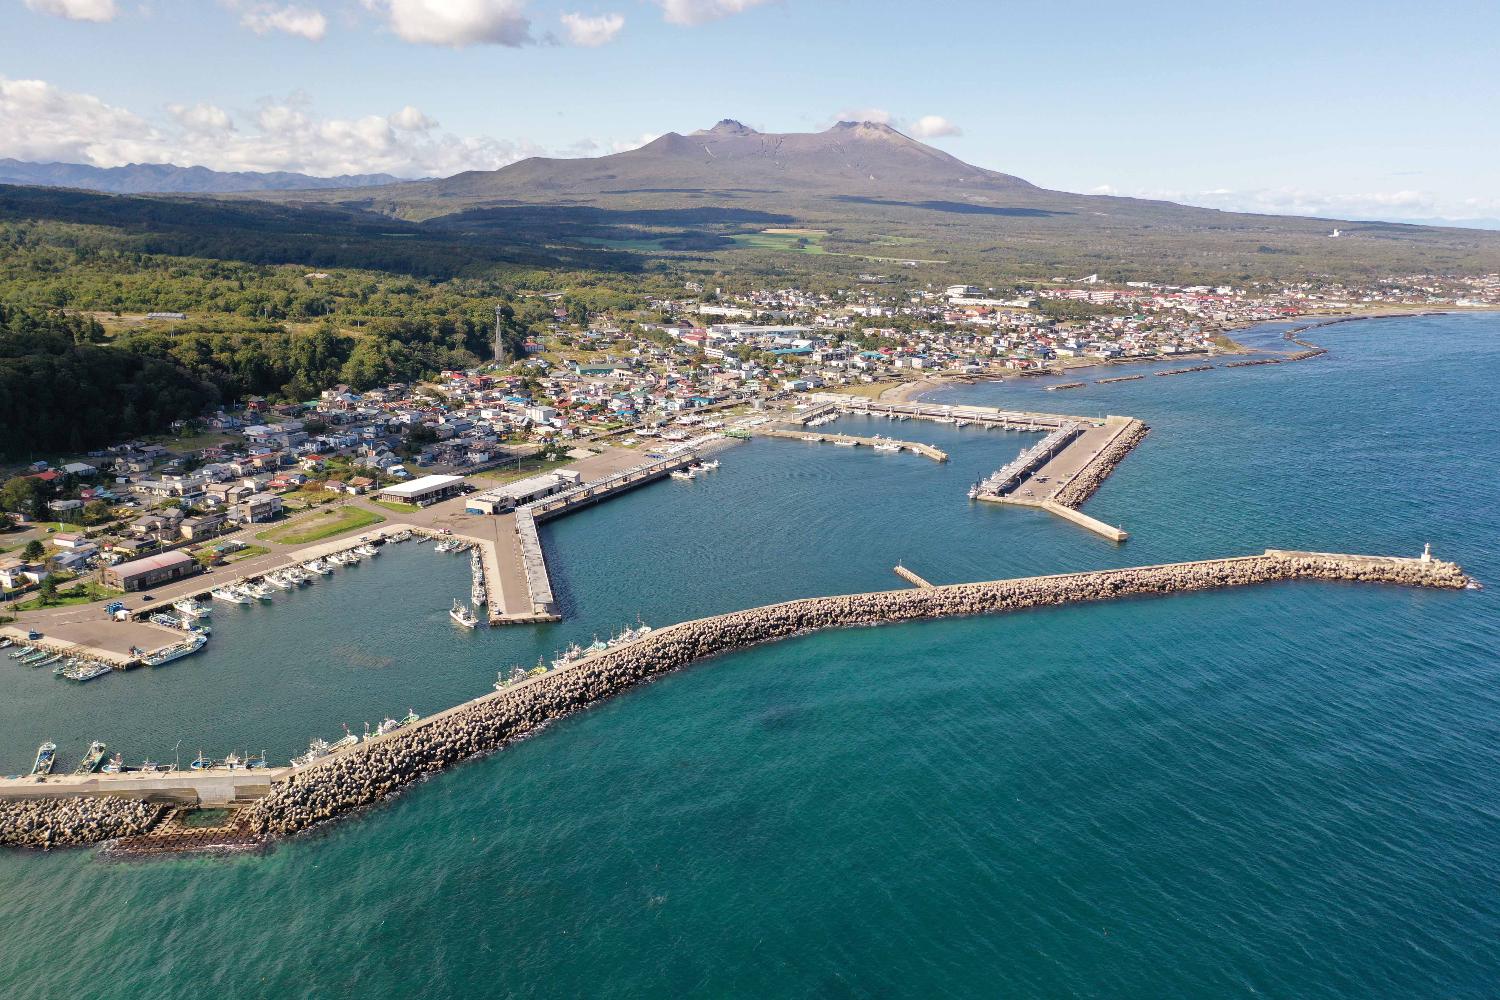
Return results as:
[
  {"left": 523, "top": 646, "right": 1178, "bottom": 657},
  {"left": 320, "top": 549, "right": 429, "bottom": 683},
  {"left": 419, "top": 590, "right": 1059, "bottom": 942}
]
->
[{"left": 0, "top": 189, "right": 673, "bottom": 461}]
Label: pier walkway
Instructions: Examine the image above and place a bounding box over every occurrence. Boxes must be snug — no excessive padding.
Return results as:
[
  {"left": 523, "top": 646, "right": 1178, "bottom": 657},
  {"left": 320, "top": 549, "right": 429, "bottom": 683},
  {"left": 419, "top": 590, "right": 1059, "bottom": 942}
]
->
[{"left": 753, "top": 427, "right": 948, "bottom": 462}]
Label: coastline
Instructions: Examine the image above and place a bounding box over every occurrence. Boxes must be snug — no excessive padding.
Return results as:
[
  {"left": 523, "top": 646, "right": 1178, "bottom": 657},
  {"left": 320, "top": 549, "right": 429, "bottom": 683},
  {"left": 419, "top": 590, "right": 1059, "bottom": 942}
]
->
[{"left": 878, "top": 307, "right": 1499, "bottom": 405}]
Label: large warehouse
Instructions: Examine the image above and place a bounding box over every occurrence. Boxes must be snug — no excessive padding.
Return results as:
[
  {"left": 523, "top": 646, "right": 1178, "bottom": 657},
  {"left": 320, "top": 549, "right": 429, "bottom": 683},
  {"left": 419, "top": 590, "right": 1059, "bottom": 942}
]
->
[
  {"left": 465, "top": 470, "right": 583, "bottom": 515},
  {"left": 376, "top": 474, "right": 469, "bottom": 507},
  {"left": 101, "top": 551, "right": 199, "bottom": 592}
]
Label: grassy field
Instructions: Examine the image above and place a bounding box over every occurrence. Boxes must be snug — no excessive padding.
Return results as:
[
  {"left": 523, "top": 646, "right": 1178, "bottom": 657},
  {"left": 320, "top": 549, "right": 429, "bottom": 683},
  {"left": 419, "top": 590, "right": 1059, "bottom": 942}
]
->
[
  {"left": 729, "top": 230, "right": 829, "bottom": 254},
  {"left": 472, "top": 457, "right": 575, "bottom": 485},
  {"left": 368, "top": 499, "right": 420, "bottom": 513},
  {"left": 255, "top": 507, "right": 384, "bottom": 546},
  {"left": 12, "top": 580, "right": 123, "bottom": 610}
]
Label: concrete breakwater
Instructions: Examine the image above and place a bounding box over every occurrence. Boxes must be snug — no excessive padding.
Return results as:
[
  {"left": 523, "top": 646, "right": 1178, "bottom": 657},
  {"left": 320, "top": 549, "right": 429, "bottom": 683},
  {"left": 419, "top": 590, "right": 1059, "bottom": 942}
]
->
[
  {"left": 1051, "top": 419, "right": 1150, "bottom": 509},
  {"left": 1, "top": 550, "right": 1469, "bottom": 851},
  {"left": 0, "top": 796, "right": 164, "bottom": 849},
  {"left": 243, "top": 549, "right": 1470, "bottom": 843}
]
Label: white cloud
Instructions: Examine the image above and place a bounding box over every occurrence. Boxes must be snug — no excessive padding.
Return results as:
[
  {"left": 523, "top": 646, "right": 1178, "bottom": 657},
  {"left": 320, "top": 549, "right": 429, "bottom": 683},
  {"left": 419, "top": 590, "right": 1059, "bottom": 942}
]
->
[
  {"left": 239, "top": 4, "right": 329, "bottom": 40},
  {"left": 560, "top": 11, "right": 623, "bottom": 46},
  {"left": 910, "top": 114, "right": 961, "bottom": 139},
  {"left": 0, "top": 75, "right": 546, "bottom": 177},
  {"left": 23, "top": 0, "right": 117, "bottom": 22},
  {"left": 167, "top": 101, "right": 235, "bottom": 133},
  {"left": 833, "top": 107, "right": 892, "bottom": 125},
  {"left": 655, "top": 0, "right": 772, "bottom": 26},
  {"left": 388, "top": 105, "right": 436, "bottom": 131},
  {"left": 367, "top": 0, "right": 534, "bottom": 47}
]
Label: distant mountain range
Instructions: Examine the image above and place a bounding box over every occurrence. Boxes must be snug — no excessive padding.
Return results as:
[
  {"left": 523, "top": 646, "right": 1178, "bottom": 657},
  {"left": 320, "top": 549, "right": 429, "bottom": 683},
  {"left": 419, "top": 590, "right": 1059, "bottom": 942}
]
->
[{"left": 0, "top": 159, "right": 410, "bottom": 194}]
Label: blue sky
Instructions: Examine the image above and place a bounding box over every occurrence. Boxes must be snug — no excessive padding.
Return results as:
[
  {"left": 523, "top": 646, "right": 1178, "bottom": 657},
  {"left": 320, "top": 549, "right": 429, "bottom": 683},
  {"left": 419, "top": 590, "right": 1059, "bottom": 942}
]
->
[{"left": 2, "top": 0, "right": 1498, "bottom": 224}]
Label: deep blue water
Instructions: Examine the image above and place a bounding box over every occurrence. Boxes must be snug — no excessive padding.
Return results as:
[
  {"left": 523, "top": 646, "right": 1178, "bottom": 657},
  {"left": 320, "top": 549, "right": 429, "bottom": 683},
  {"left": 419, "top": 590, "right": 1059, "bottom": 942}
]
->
[{"left": 0, "top": 313, "right": 1496, "bottom": 998}]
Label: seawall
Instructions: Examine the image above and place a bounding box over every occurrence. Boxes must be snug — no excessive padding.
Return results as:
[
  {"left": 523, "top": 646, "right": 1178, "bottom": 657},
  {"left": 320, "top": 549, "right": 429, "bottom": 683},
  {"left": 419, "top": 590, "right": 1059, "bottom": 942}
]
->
[{"left": 244, "top": 550, "right": 1469, "bottom": 842}]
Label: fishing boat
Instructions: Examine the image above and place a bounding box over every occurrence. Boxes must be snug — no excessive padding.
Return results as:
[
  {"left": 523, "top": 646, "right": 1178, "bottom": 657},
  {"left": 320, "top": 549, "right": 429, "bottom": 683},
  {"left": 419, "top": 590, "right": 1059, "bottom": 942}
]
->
[
  {"left": 212, "top": 587, "right": 252, "bottom": 605},
  {"left": 63, "top": 662, "right": 112, "bottom": 682},
  {"left": 696, "top": 458, "right": 720, "bottom": 471},
  {"left": 189, "top": 752, "right": 213, "bottom": 770},
  {"left": 100, "top": 753, "right": 125, "bottom": 774},
  {"left": 291, "top": 738, "right": 332, "bottom": 767},
  {"left": 74, "top": 741, "right": 107, "bottom": 774},
  {"left": 450, "top": 599, "right": 479, "bottom": 629},
  {"left": 139, "top": 759, "right": 163, "bottom": 773},
  {"left": 173, "top": 598, "right": 211, "bottom": 619},
  {"left": 263, "top": 572, "right": 295, "bottom": 591},
  {"left": 670, "top": 468, "right": 696, "bottom": 481},
  {"left": 150, "top": 612, "right": 185, "bottom": 629},
  {"left": 19, "top": 648, "right": 49, "bottom": 664},
  {"left": 307, "top": 559, "right": 334, "bottom": 575},
  {"left": 834, "top": 438, "right": 858, "bottom": 447},
  {"left": 0, "top": 638, "right": 12, "bottom": 649},
  {"left": 143, "top": 633, "right": 208, "bottom": 667},
  {"left": 31, "top": 741, "right": 57, "bottom": 775},
  {"left": 358, "top": 543, "right": 380, "bottom": 557},
  {"left": 245, "top": 581, "right": 275, "bottom": 601},
  {"left": 245, "top": 750, "right": 269, "bottom": 769},
  {"left": 32, "top": 653, "right": 62, "bottom": 668},
  {"left": 365, "top": 717, "right": 401, "bottom": 741},
  {"left": 328, "top": 726, "right": 359, "bottom": 753},
  {"left": 873, "top": 440, "right": 901, "bottom": 453},
  {"left": 222, "top": 752, "right": 244, "bottom": 771},
  {"left": 551, "top": 643, "right": 584, "bottom": 670},
  {"left": 399, "top": 709, "right": 419, "bottom": 728},
  {"left": 967, "top": 481, "right": 982, "bottom": 500}
]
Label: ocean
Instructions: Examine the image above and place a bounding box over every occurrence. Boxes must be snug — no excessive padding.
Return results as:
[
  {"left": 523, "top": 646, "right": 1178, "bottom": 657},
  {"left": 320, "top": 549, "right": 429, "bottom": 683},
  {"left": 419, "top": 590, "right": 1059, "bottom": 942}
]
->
[{"left": 1, "top": 313, "right": 1496, "bottom": 997}]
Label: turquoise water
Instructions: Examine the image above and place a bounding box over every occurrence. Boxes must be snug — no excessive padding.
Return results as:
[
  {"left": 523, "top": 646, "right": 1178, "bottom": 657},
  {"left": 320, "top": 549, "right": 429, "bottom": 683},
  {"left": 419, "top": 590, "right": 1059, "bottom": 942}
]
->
[{"left": 1, "top": 314, "right": 1497, "bottom": 997}]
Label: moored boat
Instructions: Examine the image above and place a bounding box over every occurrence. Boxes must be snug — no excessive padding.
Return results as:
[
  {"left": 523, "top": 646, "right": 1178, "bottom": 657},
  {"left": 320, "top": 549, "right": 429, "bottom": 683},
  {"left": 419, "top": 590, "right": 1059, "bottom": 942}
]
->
[
  {"left": 75, "top": 740, "right": 108, "bottom": 774},
  {"left": 173, "top": 598, "right": 211, "bottom": 619},
  {"left": 31, "top": 741, "right": 57, "bottom": 775},
  {"left": 143, "top": 633, "right": 208, "bottom": 667},
  {"left": 212, "top": 587, "right": 252, "bottom": 605},
  {"left": 449, "top": 599, "right": 479, "bottom": 629}
]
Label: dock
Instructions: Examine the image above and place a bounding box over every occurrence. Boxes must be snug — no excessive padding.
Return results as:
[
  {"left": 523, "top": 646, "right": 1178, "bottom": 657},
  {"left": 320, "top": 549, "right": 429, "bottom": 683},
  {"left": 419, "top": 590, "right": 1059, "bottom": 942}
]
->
[
  {"left": 893, "top": 564, "right": 933, "bottom": 588},
  {"left": 753, "top": 427, "right": 948, "bottom": 462}
]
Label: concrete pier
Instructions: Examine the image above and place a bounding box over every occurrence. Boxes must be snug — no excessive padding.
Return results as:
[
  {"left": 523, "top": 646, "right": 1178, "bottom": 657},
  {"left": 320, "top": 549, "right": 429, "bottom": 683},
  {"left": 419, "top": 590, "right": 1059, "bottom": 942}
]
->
[
  {"left": 755, "top": 427, "right": 949, "bottom": 462},
  {"left": 893, "top": 564, "right": 934, "bottom": 588}
]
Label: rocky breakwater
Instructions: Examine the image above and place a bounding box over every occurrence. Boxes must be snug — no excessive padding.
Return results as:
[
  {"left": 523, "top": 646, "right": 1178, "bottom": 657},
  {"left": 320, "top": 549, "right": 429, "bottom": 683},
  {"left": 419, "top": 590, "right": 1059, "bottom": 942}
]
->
[
  {"left": 1052, "top": 419, "right": 1150, "bottom": 509},
  {"left": 0, "top": 796, "right": 165, "bottom": 850},
  {"left": 247, "top": 549, "right": 1470, "bottom": 842}
]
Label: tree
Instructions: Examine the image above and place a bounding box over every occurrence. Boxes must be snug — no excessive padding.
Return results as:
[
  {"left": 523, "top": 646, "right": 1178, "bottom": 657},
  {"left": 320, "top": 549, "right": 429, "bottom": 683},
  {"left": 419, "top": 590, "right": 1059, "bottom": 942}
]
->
[
  {"left": 38, "top": 576, "right": 58, "bottom": 605},
  {"left": 22, "top": 539, "right": 45, "bottom": 561}
]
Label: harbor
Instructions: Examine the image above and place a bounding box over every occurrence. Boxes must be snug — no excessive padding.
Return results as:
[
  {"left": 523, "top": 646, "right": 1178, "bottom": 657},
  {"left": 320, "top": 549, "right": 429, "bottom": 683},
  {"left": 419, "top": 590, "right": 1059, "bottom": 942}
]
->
[{"left": 804, "top": 393, "right": 1146, "bottom": 541}]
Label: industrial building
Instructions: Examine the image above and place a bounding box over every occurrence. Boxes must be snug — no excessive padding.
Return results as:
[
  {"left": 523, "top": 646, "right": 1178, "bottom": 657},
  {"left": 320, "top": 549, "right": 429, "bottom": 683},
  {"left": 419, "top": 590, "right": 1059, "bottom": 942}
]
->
[
  {"left": 465, "top": 470, "right": 583, "bottom": 515},
  {"left": 376, "top": 474, "right": 469, "bottom": 507},
  {"left": 101, "top": 551, "right": 199, "bottom": 592}
]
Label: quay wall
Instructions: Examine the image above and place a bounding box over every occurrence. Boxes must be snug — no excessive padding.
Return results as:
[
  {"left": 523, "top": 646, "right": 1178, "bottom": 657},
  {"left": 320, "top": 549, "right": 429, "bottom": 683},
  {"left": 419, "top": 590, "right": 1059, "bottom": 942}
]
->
[
  {"left": 244, "top": 550, "right": 1470, "bottom": 842},
  {"left": 1052, "top": 419, "right": 1151, "bottom": 509}
]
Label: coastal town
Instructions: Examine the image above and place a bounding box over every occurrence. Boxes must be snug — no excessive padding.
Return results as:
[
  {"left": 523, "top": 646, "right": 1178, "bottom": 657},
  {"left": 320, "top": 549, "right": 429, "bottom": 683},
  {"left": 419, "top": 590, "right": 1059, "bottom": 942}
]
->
[{"left": 4, "top": 269, "right": 1498, "bottom": 615}]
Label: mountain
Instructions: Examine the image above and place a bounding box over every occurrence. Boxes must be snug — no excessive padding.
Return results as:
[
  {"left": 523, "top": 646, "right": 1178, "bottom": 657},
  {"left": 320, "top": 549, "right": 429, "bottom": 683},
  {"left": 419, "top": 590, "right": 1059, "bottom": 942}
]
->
[
  {"left": 0, "top": 159, "right": 410, "bottom": 195},
  {"left": 426, "top": 119, "right": 1035, "bottom": 202},
  {"left": 280, "top": 120, "right": 1497, "bottom": 282}
]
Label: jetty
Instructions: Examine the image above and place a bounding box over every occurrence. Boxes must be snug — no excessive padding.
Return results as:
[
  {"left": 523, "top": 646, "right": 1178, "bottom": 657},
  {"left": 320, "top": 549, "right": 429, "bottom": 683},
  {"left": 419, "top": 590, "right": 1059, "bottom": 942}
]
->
[
  {"left": 0, "top": 547, "right": 1473, "bottom": 853},
  {"left": 753, "top": 427, "right": 948, "bottom": 462}
]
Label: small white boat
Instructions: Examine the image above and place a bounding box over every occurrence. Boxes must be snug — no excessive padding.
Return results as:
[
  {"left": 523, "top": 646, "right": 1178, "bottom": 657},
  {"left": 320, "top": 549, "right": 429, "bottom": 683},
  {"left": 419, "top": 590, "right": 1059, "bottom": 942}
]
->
[
  {"left": 263, "top": 573, "right": 295, "bottom": 591},
  {"left": 244, "top": 581, "right": 275, "bottom": 601},
  {"left": 670, "top": 468, "right": 696, "bottom": 481},
  {"left": 450, "top": 599, "right": 479, "bottom": 629},
  {"left": 307, "top": 560, "right": 334, "bottom": 575},
  {"left": 173, "top": 599, "right": 211, "bottom": 619},
  {"left": 212, "top": 587, "right": 252, "bottom": 605}
]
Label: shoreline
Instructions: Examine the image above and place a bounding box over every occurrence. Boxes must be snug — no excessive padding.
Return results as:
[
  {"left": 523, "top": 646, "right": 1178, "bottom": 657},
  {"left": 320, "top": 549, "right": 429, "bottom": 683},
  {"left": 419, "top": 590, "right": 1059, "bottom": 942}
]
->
[{"left": 876, "top": 307, "right": 1496, "bottom": 405}]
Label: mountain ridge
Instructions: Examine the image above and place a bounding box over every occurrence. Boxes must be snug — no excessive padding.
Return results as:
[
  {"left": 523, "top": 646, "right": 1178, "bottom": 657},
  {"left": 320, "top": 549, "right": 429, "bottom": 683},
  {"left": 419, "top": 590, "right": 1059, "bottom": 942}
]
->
[{"left": 0, "top": 159, "right": 411, "bottom": 195}]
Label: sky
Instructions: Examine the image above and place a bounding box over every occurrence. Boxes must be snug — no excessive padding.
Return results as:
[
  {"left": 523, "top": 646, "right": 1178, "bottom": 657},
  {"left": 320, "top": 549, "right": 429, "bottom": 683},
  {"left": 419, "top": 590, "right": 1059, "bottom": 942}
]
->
[{"left": 1, "top": 0, "right": 1497, "bottom": 225}]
